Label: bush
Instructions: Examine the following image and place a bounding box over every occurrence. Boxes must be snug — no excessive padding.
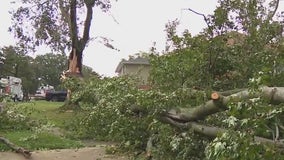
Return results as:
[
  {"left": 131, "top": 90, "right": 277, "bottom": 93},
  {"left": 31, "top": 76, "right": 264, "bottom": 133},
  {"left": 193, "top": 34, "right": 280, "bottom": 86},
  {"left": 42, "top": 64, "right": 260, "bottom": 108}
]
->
[{"left": 0, "top": 102, "right": 37, "bottom": 131}]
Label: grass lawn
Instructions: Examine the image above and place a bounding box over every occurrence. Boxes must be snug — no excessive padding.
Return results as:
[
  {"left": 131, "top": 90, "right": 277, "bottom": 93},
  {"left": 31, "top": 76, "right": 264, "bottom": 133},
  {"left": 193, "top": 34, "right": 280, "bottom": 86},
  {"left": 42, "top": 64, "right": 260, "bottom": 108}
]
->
[
  {"left": 18, "top": 100, "right": 76, "bottom": 127},
  {"left": 0, "top": 100, "right": 84, "bottom": 151},
  {"left": 0, "top": 131, "right": 83, "bottom": 151}
]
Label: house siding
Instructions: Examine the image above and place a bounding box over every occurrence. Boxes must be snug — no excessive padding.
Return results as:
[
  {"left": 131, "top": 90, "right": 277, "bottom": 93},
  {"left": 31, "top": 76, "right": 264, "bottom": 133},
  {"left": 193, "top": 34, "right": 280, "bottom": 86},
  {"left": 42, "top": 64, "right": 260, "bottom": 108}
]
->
[{"left": 122, "top": 64, "right": 150, "bottom": 84}]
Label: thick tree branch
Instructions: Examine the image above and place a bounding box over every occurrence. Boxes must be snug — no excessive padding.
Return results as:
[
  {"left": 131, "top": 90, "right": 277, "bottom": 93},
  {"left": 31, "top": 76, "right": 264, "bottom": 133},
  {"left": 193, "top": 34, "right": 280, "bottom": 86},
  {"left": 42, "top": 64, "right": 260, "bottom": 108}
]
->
[
  {"left": 268, "top": 0, "right": 280, "bottom": 20},
  {"left": 81, "top": 3, "right": 94, "bottom": 49},
  {"left": 165, "top": 96, "right": 227, "bottom": 122},
  {"left": 146, "top": 136, "right": 154, "bottom": 158},
  {"left": 70, "top": 0, "right": 79, "bottom": 48},
  {"left": 161, "top": 117, "right": 284, "bottom": 148},
  {"left": 165, "top": 86, "right": 284, "bottom": 122},
  {"left": 59, "top": 0, "right": 72, "bottom": 32},
  {"left": 0, "top": 136, "right": 31, "bottom": 158}
]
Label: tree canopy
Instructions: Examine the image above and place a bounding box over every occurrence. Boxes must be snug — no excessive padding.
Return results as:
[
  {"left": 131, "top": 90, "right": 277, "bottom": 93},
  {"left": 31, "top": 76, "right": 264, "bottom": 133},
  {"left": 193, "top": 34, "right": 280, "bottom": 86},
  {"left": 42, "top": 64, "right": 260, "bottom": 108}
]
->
[{"left": 10, "top": 0, "right": 116, "bottom": 76}]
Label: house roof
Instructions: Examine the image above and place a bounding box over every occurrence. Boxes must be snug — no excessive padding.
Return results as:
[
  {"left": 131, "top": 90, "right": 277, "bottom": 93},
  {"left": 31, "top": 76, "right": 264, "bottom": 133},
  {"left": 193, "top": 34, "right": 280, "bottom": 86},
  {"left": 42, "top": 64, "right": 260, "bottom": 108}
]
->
[{"left": 115, "top": 57, "right": 150, "bottom": 73}]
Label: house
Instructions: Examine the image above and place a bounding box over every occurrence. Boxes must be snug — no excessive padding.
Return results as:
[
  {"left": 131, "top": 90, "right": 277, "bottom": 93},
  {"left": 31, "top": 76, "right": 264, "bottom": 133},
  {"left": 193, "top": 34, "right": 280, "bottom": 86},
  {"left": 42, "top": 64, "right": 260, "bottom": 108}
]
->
[{"left": 115, "top": 56, "right": 151, "bottom": 85}]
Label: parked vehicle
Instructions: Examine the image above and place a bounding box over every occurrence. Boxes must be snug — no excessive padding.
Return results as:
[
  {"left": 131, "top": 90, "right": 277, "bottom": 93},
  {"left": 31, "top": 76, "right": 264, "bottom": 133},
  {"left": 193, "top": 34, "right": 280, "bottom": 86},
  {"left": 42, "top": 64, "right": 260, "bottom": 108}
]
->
[
  {"left": 33, "top": 85, "right": 55, "bottom": 100},
  {"left": 45, "top": 90, "right": 67, "bottom": 102},
  {"left": 0, "top": 76, "right": 24, "bottom": 101}
]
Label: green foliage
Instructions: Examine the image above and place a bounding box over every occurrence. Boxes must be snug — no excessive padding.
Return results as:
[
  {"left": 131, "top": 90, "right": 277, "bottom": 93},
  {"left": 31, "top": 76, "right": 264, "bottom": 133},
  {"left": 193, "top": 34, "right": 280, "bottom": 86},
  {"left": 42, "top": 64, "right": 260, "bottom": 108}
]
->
[
  {"left": 0, "top": 46, "right": 38, "bottom": 93},
  {"left": 64, "top": 76, "right": 212, "bottom": 158},
  {"left": 205, "top": 73, "right": 284, "bottom": 160},
  {"left": 0, "top": 101, "right": 83, "bottom": 151},
  {"left": 205, "top": 131, "right": 283, "bottom": 160},
  {"left": 55, "top": 0, "right": 284, "bottom": 159},
  {"left": 0, "top": 45, "right": 97, "bottom": 93},
  {"left": 33, "top": 53, "right": 68, "bottom": 89},
  {"left": 0, "top": 103, "right": 36, "bottom": 131},
  {"left": 24, "top": 101, "right": 77, "bottom": 127},
  {"left": 149, "top": 47, "right": 205, "bottom": 91},
  {"left": 10, "top": 0, "right": 114, "bottom": 53}
]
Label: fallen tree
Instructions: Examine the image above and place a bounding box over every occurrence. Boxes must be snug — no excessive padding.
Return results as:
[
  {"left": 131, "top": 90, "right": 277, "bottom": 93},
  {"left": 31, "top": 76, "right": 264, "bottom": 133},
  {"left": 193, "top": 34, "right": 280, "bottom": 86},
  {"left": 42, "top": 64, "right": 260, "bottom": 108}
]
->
[{"left": 63, "top": 75, "right": 284, "bottom": 159}]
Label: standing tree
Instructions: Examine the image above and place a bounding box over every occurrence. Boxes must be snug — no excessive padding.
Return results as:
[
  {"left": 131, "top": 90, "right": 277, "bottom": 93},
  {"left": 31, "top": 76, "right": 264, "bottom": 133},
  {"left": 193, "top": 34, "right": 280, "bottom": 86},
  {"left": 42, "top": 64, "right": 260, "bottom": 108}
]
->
[{"left": 9, "top": 0, "right": 115, "bottom": 77}]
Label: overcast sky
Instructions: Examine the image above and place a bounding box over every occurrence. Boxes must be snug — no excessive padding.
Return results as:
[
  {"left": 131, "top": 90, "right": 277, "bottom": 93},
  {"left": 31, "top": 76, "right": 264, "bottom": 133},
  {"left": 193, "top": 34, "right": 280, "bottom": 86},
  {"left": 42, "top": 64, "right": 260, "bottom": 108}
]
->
[{"left": 1, "top": 0, "right": 282, "bottom": 77}]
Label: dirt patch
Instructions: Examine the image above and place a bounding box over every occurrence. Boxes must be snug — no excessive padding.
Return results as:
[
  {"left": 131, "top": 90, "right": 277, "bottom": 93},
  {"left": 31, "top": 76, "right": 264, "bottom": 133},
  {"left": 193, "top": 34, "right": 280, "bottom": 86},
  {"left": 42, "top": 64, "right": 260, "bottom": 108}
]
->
[{"left": 0, "top": 147, "right": 129, "bottom": 160}]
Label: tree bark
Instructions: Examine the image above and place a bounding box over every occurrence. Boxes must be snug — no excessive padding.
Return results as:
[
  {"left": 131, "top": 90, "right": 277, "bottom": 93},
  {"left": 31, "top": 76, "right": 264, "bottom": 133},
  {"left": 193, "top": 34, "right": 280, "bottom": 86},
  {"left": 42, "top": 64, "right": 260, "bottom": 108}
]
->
[
  {"left": 67, "top": 0, "right": 94, "bottom": 77},
  {"left": 64, "top": 0, "right": 95, "bottom": 102},
  {"left": 68, "top": 48, "right": 82, "bottom": 76}
]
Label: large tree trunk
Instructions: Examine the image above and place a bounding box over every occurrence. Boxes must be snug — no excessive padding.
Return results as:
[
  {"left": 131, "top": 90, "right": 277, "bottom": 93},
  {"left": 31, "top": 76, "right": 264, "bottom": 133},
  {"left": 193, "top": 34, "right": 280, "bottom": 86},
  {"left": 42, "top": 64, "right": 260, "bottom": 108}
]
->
[
  {"left": 65, "top": 48, "right": 83, "bottom": 101},
  {"left": 68, "top": 48, "right": 82, "bottom": 75},
  {"left": 63, "top": 0, "right": 94, "bottom": 103},
  {"left": 67, "top": 0, "right": 93, "bottom": 76}
]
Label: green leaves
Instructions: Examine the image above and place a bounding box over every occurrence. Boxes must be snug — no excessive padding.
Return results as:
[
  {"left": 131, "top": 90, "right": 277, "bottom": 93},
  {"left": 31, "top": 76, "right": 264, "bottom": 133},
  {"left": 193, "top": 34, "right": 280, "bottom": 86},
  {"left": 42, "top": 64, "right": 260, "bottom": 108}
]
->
[{"left": 57, "top": 0, "right": 284, "bottom": 159}]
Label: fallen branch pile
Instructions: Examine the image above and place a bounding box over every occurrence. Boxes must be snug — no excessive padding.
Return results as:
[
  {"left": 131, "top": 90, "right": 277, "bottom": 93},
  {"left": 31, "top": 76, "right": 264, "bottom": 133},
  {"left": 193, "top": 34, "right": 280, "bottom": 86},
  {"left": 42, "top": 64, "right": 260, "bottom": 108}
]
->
[{"left": 160, "top": 86, "right": 284, "bottom": 147}]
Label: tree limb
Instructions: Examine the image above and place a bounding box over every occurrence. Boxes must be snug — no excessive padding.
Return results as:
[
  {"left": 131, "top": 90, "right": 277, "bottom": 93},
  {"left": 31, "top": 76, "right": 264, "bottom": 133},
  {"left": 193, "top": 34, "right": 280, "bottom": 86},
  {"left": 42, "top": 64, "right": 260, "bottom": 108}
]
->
[
  {"left": 165, "top": 94, "right": 227, "bottom": 122},
  {"left": 81, "top": 3, "right": 94, "bottom": 49},
  {"left": 161, "top": 117, "right": 284, "bottom": 148},
  {"left": 0, "top": 136, "right": 31, "bottom": 158},
  {"left": 186, "top": 8, "right": 207, "bottom": 17},
  {"left": 59, "top": 0, "right": 72, "bottom": 33},
  {"left": 183, "top": 8, "right": 213, "bottom": 37},
  {"left": 146, "top": 136, "right": 154, "bottom": 158},
  {"left": 165, "top": 86, "right": 284, "bottom": 122},
  {"left": 70, "top": 0, "right": 79, "bottom": 48},
  {"left": 268, "top": 0, "right": 280, "bottom": 21},
  {"left": 275, "top": 123, "right": 280, "bottom": 141}
]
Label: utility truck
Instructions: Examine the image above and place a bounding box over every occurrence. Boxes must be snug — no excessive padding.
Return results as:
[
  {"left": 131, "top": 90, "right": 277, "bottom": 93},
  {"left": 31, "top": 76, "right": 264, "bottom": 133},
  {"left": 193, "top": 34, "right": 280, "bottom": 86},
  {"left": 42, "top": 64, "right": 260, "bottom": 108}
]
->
[{"left": 0, "top": 76, "right": 24, "bottom": 101}]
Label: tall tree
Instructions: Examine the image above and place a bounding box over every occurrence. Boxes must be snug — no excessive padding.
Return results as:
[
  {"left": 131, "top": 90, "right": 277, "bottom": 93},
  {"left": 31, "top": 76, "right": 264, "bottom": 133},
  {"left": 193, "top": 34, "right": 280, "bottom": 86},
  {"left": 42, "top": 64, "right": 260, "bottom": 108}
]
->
[{"left": 9, "top": 0, "right": 115, "bottom": 76}]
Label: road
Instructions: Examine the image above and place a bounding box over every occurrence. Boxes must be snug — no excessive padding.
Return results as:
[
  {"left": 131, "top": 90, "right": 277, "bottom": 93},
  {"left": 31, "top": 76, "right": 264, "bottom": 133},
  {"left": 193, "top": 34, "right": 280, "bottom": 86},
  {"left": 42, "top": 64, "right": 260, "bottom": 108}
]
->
[{"left": 0, "top": 147, "right": 129, "bottom": 160}]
